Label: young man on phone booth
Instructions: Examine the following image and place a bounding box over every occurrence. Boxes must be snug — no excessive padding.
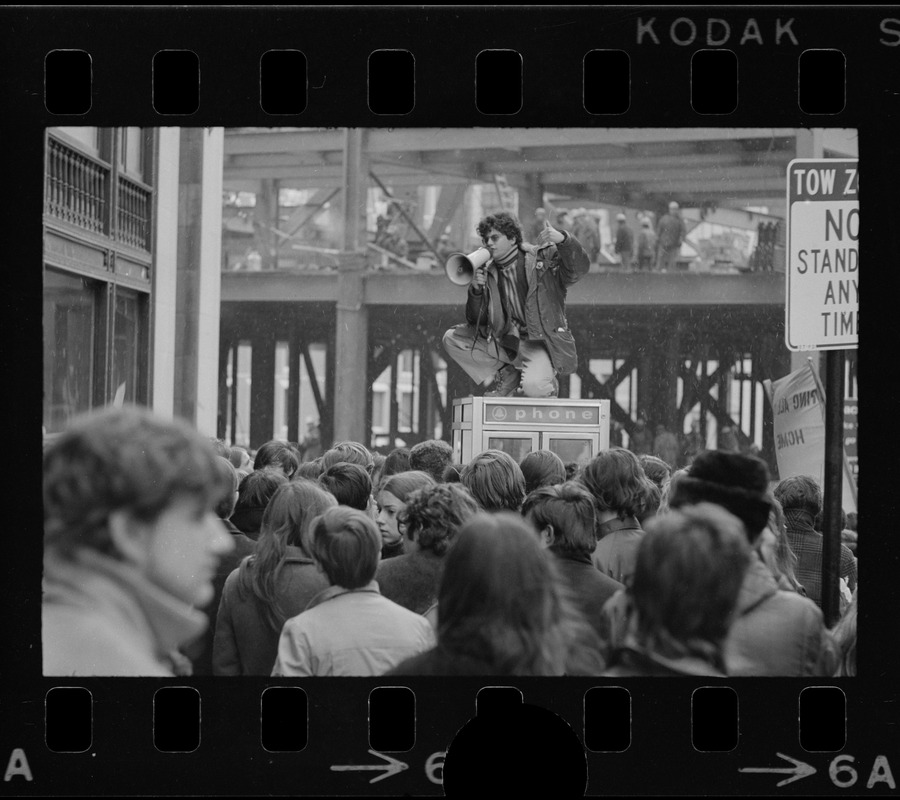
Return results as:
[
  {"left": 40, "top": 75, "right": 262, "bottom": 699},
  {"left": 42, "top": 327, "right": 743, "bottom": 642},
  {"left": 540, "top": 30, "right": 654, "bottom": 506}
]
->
[{"left": 442, "top": 211, "right": 590, "bottom": 398}]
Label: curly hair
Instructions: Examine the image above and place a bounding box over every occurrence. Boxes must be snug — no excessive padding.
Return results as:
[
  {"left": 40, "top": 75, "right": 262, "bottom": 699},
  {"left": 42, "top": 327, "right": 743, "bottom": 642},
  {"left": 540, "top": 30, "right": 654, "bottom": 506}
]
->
[
  {"left": 638, "top": 455, "right": 672, "bottom": 489},
  {"left": 774, "top": 475, "right": 822, "bottom": 517},
  {"left": 399, "top": 483, "right": 480, "bottom": 556},
  {"left": 43, "top": 405, "right": 230, "bottom": 561},
  {"left": 476, "top": 211, "right": 523, "bottom": 247},
  {"left": 578, "top": 447, "right": 655, "bottom": 520},
  {"left": 409, "top": 439, "right": 453, "bottom": 483}
]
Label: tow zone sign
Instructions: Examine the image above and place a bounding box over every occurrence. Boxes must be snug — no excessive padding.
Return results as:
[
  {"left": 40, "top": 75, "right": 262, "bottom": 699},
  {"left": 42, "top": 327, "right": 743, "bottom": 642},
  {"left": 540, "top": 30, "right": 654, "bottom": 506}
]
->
[{"left": 786, "top": 158, "right": 859, "bottom": 351}]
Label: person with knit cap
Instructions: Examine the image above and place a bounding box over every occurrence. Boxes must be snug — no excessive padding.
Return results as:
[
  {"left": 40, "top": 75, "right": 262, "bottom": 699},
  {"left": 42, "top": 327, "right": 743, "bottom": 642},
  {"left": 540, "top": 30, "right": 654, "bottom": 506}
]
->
[{"left": 598, "top": 450, "right": 838, "bottom": 676}]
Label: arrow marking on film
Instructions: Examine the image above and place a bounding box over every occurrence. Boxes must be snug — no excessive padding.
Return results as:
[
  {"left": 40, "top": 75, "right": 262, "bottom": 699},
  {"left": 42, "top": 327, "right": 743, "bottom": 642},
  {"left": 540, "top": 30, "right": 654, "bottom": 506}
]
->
[
  {"left": 739, "top": 752, "right": 817, "bottom": 787},
  {"left": 330, "top": 750, "right": 409, "bottom": 784}
]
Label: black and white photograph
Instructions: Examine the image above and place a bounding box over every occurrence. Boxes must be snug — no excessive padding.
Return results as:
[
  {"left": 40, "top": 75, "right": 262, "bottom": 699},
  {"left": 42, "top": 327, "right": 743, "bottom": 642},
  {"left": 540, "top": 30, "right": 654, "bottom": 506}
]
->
[
  {"left": 41, "top": 125, "right": 858, "bottom": 679},
  {"left": 7, "top": 5, "right": 897, "bottom": 797}
]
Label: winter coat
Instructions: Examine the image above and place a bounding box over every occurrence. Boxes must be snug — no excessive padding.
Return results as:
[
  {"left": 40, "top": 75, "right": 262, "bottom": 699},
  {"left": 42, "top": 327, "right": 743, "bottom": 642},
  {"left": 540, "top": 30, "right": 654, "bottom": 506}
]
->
[
  {"left": 591, "top": 516, "right": 644, "bottom": 586},
  {"left": 376, "top": 548, "right": 445, "bottom": 615},
  {"left": 724, "top": 553, "right": 839, "bottom": 676},
  {"left": 553, "top": 552, "right": 624, "bottom": 639},
  {"left": 213, "top": 546, "right": 330, "bottom": 675},
  {"left": 272, "top": 582, "right": 436, "bottom": 676},
  {"left": 656, "top": 212, "right": 685, "bottom": 252},
  {"left": 464, "top": 233, "right": 590, "bottom": 376},
  {"left": 42, "top": 548, "right": 206, "bottom": 676},
  {"left": 185, "top": 520, "right": 256, "bottom": 675},
  {"left": 597, "top": 553, "right": 839, "bottom": 676}
]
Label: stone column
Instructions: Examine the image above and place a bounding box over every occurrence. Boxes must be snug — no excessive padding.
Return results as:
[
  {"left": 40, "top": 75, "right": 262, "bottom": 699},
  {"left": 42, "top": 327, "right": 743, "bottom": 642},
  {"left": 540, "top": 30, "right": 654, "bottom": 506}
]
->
[
  {"left": 172, "top": 127, "right": 224, "bottom": 436},
  {"left": 332, "top": 128, "right": 370, "bottom": 444}
]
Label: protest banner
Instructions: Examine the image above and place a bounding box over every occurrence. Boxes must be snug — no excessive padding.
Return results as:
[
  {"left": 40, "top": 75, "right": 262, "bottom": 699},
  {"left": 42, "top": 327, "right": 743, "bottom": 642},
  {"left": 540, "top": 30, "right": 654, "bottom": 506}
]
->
[{"left": 763, "top": 360, "right": 857, "bottom": 513}]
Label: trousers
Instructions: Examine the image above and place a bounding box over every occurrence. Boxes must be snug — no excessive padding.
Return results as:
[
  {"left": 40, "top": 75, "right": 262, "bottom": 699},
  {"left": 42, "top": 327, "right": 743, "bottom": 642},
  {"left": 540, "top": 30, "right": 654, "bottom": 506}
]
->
[
  {"left": 442, "top": 324, "right": 557, "bottom": 398},
  {"left": 657, "top": 247, "right": 680, "bottom": 271}
]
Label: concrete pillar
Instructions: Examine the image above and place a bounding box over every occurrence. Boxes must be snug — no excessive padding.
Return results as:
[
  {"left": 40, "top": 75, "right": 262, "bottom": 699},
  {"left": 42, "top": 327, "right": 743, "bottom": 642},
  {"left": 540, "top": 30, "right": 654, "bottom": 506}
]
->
[
  {"left": 172, "top": 127, "right": 224, "bottom": 436},
  {"left": 150, "top": 127, "right": 180, "bottom": 420},
  {"left": 333, "top": 129, "right": 370, "bottom": 445}
]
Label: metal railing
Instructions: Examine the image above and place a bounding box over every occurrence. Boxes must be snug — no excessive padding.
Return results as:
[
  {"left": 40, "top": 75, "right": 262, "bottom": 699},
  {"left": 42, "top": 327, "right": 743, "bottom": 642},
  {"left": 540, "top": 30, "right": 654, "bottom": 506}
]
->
[
  {"left": 45, "top": 136, "right": 109, "bottom": 235},
  {"left": 116, "top": 175, "right": 152, "bottom": 251}
]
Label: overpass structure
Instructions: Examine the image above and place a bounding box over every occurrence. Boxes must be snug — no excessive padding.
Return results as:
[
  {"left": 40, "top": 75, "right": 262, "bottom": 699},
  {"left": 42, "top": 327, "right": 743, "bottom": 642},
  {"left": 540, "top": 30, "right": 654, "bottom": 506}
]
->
[{"left": 217, "top": 127, "right": 858, "bottom": 468}]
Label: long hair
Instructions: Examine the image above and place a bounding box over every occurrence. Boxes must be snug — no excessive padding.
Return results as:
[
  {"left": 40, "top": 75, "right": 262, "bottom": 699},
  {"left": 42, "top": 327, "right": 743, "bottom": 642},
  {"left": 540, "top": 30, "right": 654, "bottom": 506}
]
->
[
  {"left": 832, "top": 590, "right": 857, "bottom": 677},
  {"left": 579, "top": 447, "right": 654, "bottom": 520},
  {"left": 759, "top": 495, "right": 805, "bottom": 594},
  {"left": 436, "top": 512, "right": 602, "bottom": 675},
  {"left": 237, "top": 480, "right": 337, "bottom": 631},
  {"left": 400, "top": 483, "right": 480, "bottom": 555}
]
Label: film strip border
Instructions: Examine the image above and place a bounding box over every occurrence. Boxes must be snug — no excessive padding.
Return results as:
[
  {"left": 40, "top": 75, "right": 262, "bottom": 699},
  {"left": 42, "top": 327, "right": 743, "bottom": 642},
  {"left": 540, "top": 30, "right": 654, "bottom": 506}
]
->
[
  {"left": 44, "top": 46, "right": 848, "bottom": 117},
  {"left": 5, "top": 5, "right": 899, "bottom": 797},
  {"left": 4, "top": 679, "right": 895, "bottom": 795}
]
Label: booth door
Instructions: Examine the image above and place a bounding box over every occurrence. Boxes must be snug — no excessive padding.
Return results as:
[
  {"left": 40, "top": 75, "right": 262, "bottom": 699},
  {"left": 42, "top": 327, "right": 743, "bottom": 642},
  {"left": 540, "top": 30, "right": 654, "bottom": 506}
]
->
[
  {"left": 541, "top": 434, "right": 595, "bottom": 466},
  {"left": 485, "top": 431, "right": 539, "bottom": 462}
]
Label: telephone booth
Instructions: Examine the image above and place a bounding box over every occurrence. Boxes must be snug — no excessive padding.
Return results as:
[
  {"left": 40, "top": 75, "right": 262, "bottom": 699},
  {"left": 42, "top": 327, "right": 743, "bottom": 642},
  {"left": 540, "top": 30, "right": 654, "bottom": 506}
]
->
[{"left": 451, "top": 396, "right": 610, "bottom": 466}]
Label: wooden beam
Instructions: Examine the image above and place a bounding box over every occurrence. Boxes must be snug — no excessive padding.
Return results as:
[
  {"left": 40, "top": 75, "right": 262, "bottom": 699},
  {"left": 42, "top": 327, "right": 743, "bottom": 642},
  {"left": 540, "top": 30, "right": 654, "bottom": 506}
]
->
[{"left": 224, "top": 128, "right": 800, "bottom": 157}]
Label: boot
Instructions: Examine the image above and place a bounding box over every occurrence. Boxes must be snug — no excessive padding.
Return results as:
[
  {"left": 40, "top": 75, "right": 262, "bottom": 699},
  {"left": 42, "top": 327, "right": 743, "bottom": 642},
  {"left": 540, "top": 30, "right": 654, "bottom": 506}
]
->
[{"left": 484, "top": 364, "right": 521, "bottom": 397}]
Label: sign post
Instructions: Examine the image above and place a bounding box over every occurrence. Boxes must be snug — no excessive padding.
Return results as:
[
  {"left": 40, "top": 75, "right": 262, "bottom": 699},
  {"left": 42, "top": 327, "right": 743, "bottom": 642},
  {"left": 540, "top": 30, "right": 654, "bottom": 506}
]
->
[{"left": 786, "top": 158, "right": 858, "bottom": 627}]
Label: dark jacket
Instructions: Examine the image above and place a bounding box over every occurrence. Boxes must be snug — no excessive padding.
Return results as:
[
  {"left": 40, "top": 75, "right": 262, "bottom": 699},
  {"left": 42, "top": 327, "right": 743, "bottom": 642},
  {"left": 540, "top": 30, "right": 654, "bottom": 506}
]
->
[
  {"left": 185, "top": 520, "right": 256, "bottom": 675},
  {"left": 376, "top": 548, "right": 445, "bottom": 615},
  {"left": 213, "top": 546, "right": 330, "bottom": 676},
  {"left": 464, "top": 233, "right": 590, "bottom": 375},
  {"left": 553, "top": 552, "right": 624, "bottom": 639},
  {"left": 388, "top": 644, "right": 501, "bottom": 676},
  {"left": 656, "top": 212, "right": 685, "bottom": 251},
  {"left": 591, "top": 516, "right": 644, "bottom": 586},
  {"left": 614, "top": 224, "right": 634, "bottom": 255}
]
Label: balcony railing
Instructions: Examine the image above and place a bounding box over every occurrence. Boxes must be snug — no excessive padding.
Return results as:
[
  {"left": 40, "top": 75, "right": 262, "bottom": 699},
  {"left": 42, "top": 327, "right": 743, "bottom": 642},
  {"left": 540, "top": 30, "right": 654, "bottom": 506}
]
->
[
  {"left": 116, "top": 175, "right": 152, "bottom": 251},
  {"left": 45, "top": 136, "right": 109, "bottom": 235}
]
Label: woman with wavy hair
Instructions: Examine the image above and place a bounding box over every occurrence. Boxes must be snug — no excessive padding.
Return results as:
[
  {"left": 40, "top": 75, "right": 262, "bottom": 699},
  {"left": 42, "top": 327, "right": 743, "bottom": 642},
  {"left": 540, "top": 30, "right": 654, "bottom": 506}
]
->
[
  {"left": 376, "top": 482, "right": 480, "bottom": 615},
  {"left": 213, "top": 479, "right": 337, "bottom": 675},
  {"left": 388, "top": 512, "right": 605, "bottom": 676},
  {"left": 579, "top": 446, "right": 656, "bottom": 585},
  {"left": 375, "top": 470, "right": 437, "bottom": 559}
]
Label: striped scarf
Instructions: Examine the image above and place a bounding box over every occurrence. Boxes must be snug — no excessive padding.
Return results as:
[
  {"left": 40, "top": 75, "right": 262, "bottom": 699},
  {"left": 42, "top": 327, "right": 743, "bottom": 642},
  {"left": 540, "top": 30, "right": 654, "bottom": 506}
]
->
[{"left": 494, "top": 248, "right": 526, "bottom": 333}]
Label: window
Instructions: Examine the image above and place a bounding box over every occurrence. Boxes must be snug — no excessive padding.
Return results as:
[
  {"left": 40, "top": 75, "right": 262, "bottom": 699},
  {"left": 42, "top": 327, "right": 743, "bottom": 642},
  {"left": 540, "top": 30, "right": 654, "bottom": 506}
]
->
[
  {"left": 54, "top": 127, "right": 100, "bottom": 157},
  {"left": 43, "top": 269, "right": 99, "bottom": 432},
  {"left": 117, "top": 127, "right": 145, "bottom": 179},
  {"left": 110, "top": 288, "right": 147, "bottom": 406}
]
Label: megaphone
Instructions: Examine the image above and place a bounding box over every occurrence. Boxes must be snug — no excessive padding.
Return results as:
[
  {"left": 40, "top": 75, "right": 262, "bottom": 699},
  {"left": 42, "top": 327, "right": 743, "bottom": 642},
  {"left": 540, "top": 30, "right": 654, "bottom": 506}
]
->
[{"left": 444, "top": 247, "right": 491, "bottom": 286}]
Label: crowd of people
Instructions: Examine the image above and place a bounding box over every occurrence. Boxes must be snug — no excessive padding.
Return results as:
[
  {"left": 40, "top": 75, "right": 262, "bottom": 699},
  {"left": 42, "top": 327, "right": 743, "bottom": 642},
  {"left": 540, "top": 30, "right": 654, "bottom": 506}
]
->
[{"left": 42, "top": 405, "right": 857, "bottom": 678}]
